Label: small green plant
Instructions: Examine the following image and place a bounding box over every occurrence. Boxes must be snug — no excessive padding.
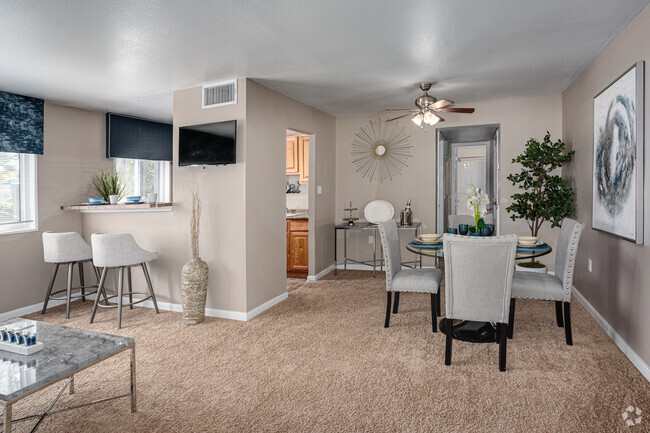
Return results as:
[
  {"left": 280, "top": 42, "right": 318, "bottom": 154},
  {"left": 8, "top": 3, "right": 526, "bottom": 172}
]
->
[
  {"left": 506, "top": 132, "right": 575, "bottom": 237},
  {"left": 91, "top": 170, "right": 126, "bottom": 201}
]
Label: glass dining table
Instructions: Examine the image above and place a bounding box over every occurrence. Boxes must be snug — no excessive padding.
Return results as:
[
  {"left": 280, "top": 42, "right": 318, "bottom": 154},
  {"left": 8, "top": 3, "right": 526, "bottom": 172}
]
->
[{"left": 406, "top": 239, "right": 552, "bottom": 343}]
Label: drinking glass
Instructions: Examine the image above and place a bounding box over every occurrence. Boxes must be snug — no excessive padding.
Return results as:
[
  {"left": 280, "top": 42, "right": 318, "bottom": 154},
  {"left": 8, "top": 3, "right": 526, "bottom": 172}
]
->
[
  {"left": 458, "top": 224, "right": 469, "bottom": 235},
  {"left": 447, "top": 228, "right": 458, "bottom": 234}
]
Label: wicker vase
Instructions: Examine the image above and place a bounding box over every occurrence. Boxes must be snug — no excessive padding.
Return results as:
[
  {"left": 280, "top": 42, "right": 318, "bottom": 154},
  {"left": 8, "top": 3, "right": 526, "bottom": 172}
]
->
[{"left": 181, "top": 257, "right": 209, "bottom": 325}]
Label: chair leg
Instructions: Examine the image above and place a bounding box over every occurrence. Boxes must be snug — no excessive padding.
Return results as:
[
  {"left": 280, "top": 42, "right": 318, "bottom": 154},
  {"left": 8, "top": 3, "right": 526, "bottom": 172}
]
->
[
  {"left": 90, "top": 267, "right": 108, "bottom": 324},
  {"left": 499, "top": 323, "right": 508, "bottom": 371},
  {"left": 127, "top": 267, "right": 133, "bottom": 310},
  {"left": 78, "top": 261, "right": 86, "bottom": 302},
  {"left": 141, "top": 263, "right": 159, "bottom": 314},
  {"left": 117, "top": 267, "right": 124, "bottom": 329},
  {"left": 555, "top": 301, "right": 564, "bottom": 327},
  {"left": 66, "top": 262, "right": 74, "bottom": 319},
  {"left": 93, "top": 266, "right": 110, "bottom": 306},
  {"left": 445, "top": 318, "right": 453, "bottom": 365},
  {"left": 436, "top": 292, "right": 441, "bottom": 317},
  {"left": 430, "top": 293, "right": 437, "bottom": 333},
  {"left": 384, "top": 292, "right": 392, "bottom": 328},
  {"left": 508, "top": 298, "right": 516, "bottom": 339},
  {"left": 392, "top": 292, "right": 400, "bottom": 314},
  {"left": 564, "top": 302, "right": 573, "bottom": 346},
  {"left": 42, "top": 264, "right": 59, "bottom": 314}
]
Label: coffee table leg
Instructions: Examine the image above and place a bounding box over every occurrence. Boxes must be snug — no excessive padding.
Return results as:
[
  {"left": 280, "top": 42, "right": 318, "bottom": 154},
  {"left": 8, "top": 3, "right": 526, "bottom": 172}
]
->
[
  {"left": 3, "top": 403, "right": 11, "bottom": 433},
  {"left": 69, "top": 375, "right": 75, "bottom": 395},
  {"left": 130, "top": 345, "right": 137, "bottom": 413}
]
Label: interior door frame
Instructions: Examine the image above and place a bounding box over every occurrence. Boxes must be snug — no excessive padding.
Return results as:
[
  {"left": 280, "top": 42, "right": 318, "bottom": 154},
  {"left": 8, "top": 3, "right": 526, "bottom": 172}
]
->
[{"left": 450, "top": 141, "right": 491, "bottom": 216}]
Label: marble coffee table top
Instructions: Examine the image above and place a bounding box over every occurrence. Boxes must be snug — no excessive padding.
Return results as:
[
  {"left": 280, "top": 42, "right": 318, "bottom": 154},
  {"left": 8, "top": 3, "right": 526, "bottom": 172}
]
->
[{"left": 0, "top": 318, "right": 134, "bottom": 403}]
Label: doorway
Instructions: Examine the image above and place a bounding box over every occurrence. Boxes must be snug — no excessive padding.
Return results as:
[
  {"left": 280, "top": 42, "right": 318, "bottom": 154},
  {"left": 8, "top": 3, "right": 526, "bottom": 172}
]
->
[{"left": 436, "top": 124, "right": 500, "bottom": 234}]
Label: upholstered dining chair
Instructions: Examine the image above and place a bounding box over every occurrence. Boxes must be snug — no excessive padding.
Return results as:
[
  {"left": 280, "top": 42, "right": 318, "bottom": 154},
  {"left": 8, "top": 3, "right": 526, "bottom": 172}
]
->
[
  {"left": 378, "top": 220, "right": 443, "bottom": 332},
  {"left": 509, "top": 218, "right": 584, "bottom": 345},
  {"left": 90, "top": 233, "right": 160, "bottom": 329},
  {"left": 443, "top": 233, "right": 517, "bottom": 371}
]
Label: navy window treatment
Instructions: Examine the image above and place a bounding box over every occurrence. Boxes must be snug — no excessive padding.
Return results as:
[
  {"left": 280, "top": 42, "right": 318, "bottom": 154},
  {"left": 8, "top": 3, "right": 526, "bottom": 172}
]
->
[
  {"left": 0, "top": 91, "right": 44, "bottom": 155},
  {"left": 106, "top": 113, "right": 172, "bottom": 161}
]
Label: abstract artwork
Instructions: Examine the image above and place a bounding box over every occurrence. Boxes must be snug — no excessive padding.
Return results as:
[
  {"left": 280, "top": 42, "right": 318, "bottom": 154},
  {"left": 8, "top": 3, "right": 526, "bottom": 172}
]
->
[
  {"left": 0, "top": 91, "right": 44, "bottom": 155},
  {"left": 351, "top": 118, "right": 411, "bottom": 183},
  {"left": 592, "top": 62, "right": 644, "bottom": 243}
]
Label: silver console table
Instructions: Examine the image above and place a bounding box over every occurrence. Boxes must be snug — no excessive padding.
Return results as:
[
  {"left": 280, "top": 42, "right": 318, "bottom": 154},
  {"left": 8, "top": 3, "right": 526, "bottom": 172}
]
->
[
  {"left": 0, "top": 318, "right": 135, "bottom": 433},
  {"left": 335, "top": 221, "right": 422, "bottom": 276}
]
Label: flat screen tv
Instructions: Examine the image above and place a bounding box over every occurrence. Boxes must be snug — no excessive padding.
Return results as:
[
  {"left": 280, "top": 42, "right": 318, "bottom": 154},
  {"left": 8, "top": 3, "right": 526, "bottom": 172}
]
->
[{"left": 179, "top": 120, "right": 236, "bottom": 166}]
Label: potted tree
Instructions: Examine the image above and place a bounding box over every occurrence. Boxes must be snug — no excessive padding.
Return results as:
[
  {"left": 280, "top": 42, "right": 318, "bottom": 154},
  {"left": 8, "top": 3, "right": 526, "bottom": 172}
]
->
[{"left": 506, "top": 132, "right": 575, "bottom": 272}]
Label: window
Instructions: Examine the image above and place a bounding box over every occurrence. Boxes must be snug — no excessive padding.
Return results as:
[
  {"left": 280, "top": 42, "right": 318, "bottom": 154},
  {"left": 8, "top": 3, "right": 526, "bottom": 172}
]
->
[
  {"left": 114, "top": 158, "right": 171, "bottom": 202},
  {"left": 0, "top": 152, "right": 37, "bottom": 235}
]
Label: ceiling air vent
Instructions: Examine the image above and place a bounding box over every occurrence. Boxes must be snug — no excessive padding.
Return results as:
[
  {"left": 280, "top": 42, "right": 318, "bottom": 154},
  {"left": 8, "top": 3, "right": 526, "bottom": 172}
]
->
[{"left": 203, "top": 79, "right": 237, "bottom": 108}]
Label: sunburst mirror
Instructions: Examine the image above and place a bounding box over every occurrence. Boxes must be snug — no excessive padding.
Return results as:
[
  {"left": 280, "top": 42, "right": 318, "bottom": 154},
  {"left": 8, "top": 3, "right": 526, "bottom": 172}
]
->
[{"left": 351, "top": 118, "right": 412, "bottom": 183}]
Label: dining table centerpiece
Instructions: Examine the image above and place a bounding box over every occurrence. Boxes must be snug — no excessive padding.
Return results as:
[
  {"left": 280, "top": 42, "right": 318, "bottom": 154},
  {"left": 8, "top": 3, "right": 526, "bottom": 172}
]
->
[{"left": 466, "top": 184, "right": 490, "bottom": 235}]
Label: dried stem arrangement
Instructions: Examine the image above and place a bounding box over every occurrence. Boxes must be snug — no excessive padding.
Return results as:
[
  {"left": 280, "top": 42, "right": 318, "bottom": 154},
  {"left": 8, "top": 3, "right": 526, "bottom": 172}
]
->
[{"left": 190, "top": 190, "right": 201, "bottom": 258}]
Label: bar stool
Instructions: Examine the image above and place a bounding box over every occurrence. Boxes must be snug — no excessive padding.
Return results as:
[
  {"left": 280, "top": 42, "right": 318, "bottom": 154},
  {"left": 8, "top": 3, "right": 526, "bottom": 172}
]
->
[
  {"left": 42, "top": 232, "right": 108, "bottom": 319},
  {"left": 90, "top": 233, "right": 160, "bottom": 329}
]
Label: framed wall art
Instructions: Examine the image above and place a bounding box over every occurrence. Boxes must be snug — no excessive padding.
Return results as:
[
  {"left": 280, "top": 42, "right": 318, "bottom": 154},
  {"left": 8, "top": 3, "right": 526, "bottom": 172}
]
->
[{"left": 592, "top": 61, "right": 644, "bottom": 244}]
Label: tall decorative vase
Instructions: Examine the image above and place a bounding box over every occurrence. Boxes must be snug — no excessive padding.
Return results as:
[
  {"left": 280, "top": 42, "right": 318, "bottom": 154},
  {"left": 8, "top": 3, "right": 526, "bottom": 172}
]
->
[
  {"left": 181, "top": 190, "right": 208, "bottom": 325},
  {"left": 182, "top": 257, "right": 209, "bottom": 325}
]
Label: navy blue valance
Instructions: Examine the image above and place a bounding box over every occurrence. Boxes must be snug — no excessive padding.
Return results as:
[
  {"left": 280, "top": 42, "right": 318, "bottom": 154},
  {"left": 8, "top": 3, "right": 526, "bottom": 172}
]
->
[
  {"left": 0, "top": 91, "right": 44, "bottom": 155},
  {"left": 106, "top": 113, "right": 172, "bottom": 161}
]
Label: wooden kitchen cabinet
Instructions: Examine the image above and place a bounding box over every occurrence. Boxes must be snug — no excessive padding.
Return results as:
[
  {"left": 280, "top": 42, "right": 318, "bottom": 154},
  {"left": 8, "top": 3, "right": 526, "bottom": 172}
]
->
[
  {"left": 286, "top": 136, "right": 300, "bottom": 175},
  {"left": 299, "top": 136, "right": 309, "bottom": 184},
  {"left": 287, "top": 219, "right": 308, "bottom": 278}
]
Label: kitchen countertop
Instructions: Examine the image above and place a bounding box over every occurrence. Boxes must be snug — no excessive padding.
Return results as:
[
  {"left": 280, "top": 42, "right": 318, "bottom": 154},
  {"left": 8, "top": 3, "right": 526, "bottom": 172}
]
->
[{"left": 286, "top": 209, "right": 308, "bottom": 220}]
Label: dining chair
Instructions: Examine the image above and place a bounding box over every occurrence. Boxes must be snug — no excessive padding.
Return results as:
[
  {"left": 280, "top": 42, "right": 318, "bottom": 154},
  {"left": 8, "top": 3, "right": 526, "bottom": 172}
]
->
[
  {"left": 443, "top": 233, "right": 517, "bottom": 371},
  {"left": 377, "top": 220, "right": 442, "bottom": 332},
  {"left": 90, "top": 233, "right": 160, "bottom": 329},
  {"left": 41, "top": 232, "right": 109, "bottom": 319},
  {"left": 509, "top": 218, "right": 584, "bottom": 345}
]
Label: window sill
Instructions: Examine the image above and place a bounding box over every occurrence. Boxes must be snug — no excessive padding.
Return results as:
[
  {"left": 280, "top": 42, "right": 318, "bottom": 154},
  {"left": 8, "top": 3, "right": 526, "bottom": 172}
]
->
[
  {"left": 60, "top": 203, "right": 173, "bottom": 214},
  {"left": 0, "top": 225, "right": 38, "bottom": 236}
]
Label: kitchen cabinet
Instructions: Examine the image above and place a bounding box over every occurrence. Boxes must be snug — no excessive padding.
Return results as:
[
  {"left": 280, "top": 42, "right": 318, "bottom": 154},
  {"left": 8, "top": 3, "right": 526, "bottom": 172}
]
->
[
  {"left": 286, "top": 136, "right": 299, "bottom": 175},
  {"left": 299, "top": 136, "right": 309, "bottom": 184},
  {"left": 287, "top": 218, "right": 308, "bottom": 278}
]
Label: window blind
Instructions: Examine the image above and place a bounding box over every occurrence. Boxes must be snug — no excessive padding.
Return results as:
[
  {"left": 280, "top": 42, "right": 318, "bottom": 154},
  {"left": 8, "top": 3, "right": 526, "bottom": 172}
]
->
[
  {"left": 0, "top": 152, "right": 37, "bottom": 234},
  {"left": 106, "top": 113, "right": 172, "bottom": 161}
]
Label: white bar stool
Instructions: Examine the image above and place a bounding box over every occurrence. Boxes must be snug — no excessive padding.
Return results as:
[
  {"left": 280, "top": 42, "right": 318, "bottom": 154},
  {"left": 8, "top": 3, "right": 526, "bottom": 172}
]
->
[
  {"left": 90, "top": 233, "right": 160, "bottom": 329},
  {"left": 42, "top": 231, "right": 108, "bottom": 319}
]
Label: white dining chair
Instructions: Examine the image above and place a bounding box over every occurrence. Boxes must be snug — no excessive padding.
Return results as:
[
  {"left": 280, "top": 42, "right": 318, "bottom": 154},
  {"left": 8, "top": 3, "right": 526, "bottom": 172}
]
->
[
  {"left": 442, "top": 233, "right": 517, "bottom": 371},
  {"left": 509, "top": 218, "right": 584, "bottom": 345},
  {"left": 377, "top": 220, "right": 442, "bottom": 332},
  {"left": 90, "top": 233, "right": 160, "bottom": 329}
]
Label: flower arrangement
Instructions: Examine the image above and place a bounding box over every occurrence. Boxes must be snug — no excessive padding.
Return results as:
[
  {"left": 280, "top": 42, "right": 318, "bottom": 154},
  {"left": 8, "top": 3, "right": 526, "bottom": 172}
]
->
[{"left": 466, "top": 184, "right": 489, "bottom": 232}]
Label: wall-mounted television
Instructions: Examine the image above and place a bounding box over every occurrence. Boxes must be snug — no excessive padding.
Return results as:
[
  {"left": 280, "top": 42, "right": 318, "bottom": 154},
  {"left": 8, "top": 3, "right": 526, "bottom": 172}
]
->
[{"left": 179, "top": 120, "right": 236, "bottom": 166}]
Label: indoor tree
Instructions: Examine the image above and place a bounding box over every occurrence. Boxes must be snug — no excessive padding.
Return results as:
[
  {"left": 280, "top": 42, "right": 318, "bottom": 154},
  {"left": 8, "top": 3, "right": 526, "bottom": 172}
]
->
[{"left": 506, "top": 132, "right": 575, "bottom": 237}]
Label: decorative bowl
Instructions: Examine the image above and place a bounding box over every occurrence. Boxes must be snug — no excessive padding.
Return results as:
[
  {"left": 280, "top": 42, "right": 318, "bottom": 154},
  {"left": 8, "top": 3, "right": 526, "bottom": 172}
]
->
[
  {"left": 419, "top": 233, "right": 441, "bottom": 242},
  {"left": 88, "top": 197, "right": 104, "bottom": 204},
  {"left": 125, "top": 196, "right": 141, "bottom": 202},
  {"left": 517, "top": 236, "right": 539, "bottom": 246}
]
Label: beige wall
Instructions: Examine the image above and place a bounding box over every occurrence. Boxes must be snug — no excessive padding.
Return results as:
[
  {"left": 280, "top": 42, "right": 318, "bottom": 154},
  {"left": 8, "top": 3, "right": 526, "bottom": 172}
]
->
[
  {"left": 245, "top": 80, "right": 336, "bottom": 308},
  {"left": 563, "top": 5, "right": 650, "bottom": 364},
  {"left": 335, "top": 94, "right": 563, "bottom": 268},
  {"left": 0, "top": 103, "right": 110, "bottom": 315},
  {"left": 81, "top": 79, "right": 249, "bottom": 312}
]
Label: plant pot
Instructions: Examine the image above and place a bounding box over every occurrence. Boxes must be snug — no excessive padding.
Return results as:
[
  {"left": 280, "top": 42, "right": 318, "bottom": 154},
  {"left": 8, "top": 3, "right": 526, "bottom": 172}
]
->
[
  {"left": 516, "top": 262, "right": 547, "bottom": 273},
  {"left": 182, "top": 257, "right": 209, "bottom": 325},
  {"left": 109, "top": 195, "right": 119, "bottom": 204}
]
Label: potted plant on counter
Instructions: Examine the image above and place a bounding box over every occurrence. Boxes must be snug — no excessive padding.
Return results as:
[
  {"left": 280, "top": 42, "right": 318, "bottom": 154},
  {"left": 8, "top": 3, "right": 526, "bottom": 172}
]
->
[
  {"left": 91, "top": 170, "right": 126, "bottom": 204},
  {"left": 506, "top": 132, "right": 575, "bottom": 272}
]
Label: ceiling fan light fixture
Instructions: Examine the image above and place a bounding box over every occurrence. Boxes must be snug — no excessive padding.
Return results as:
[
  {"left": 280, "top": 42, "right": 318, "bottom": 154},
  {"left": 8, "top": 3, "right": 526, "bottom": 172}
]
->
[
  {"left": 411, "top": 113, "right": 424, "bottom": 126},
  {"left": 423, "top": 110, "right": 436, "bottom": 125}
]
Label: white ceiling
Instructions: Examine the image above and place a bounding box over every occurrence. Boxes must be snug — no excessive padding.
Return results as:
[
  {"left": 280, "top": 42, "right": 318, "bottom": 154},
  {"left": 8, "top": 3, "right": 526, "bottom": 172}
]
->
[{"left": 0, "top": 0, "right": 648, "bottom": 122}]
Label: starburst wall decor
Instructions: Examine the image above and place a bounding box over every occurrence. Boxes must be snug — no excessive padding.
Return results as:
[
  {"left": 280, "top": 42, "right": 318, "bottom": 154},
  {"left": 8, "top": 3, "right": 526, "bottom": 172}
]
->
[{"left": 351, "top": 118, "right": 412, "bottom": 183}]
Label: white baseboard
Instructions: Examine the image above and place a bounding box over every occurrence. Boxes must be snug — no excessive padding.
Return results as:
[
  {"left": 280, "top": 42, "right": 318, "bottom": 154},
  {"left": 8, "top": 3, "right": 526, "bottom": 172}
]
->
[
  {"left": 573, "top": 288, "right": 650, "bottom": 383},
  {"left": 0, "top": 299, "right": 67, "bottom": 322},
  {"left": 245, "top": 292, "right": 288, "bottom": 320},
  {"left": 307, "top": 264, "right": 336, "bottom": 281}
]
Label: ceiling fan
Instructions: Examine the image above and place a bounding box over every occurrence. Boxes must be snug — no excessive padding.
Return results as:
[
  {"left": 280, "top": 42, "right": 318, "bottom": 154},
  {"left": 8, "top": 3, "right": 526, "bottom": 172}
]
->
[{"left": 386, "top": 83, "right": 475, "bottom": 127}]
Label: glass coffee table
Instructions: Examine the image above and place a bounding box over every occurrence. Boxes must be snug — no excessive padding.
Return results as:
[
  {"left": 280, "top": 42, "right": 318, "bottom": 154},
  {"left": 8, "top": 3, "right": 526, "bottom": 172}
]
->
[{"left": 0, "top": 318, "right": 135, "bottom": 433}]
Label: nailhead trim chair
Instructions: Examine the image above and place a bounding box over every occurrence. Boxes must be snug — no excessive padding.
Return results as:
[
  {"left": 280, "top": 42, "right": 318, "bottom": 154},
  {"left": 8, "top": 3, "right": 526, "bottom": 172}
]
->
[
  {"left": 378, "top": 220, "right": 442, "bottom": 332},
  {"left": 442, "top": 233, "right": 518, "bottom": 371},
  {"left": 42, "top": 232, "right": 108, "bottom": 319},
  {"left": 509, "top": 218, "right": 584, "bottom": 345},
  {"left": 90, "top": 233, "right": 160, "bottom": 329}
]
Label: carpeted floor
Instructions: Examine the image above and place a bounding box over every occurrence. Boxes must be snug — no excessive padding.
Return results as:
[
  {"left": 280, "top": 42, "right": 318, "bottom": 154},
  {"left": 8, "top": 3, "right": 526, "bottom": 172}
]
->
[{"left": 5, "top": 270, "right": 649, "bottom": 432}]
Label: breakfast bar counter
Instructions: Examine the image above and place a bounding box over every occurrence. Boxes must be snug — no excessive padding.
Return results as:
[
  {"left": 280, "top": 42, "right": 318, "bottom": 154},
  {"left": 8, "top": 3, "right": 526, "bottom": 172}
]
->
[{"left": 61, "top": 203, "right": 173, "bottom": 213}]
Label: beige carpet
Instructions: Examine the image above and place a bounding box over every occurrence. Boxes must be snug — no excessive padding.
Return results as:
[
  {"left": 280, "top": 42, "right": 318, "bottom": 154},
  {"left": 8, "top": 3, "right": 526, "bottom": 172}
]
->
[{"left": 3, "top": 270, "right": 647, "bottom": 432}]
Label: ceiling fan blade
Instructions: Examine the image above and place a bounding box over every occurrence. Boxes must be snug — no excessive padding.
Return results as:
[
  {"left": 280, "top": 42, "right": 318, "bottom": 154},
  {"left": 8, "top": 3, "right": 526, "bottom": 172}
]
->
[
  {"left": 385, "top": 108, "right": 418, "bottom": 111},
  {"left": 386, "top": 113, "right": 413, "bottom": 122},
  {"left": 434, "top": 113, "right": 445, "bottom": 123},
  {"left": 438, "top": 107, "right": 475, "bottom": 113},
  {"left": 431, "top": 99, "right": 454, "bottom": 109}
]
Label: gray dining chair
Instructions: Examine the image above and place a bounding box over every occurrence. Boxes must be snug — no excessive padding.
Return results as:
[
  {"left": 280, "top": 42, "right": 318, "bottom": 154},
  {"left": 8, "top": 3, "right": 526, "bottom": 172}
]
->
[
  {"left": 377, "top": 220, "right": 442, "bottom": 332},
  {"left": 443, "top": 233, "right": 517, "bottom": 371},
  {"left": 509, "top": 218, "right": 584, "bottom": 345}
]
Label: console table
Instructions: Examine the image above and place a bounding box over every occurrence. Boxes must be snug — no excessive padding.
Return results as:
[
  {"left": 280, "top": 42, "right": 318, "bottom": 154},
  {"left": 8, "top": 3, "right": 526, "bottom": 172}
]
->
[
  {"left": 335, "top": 222, "right": 422, "bottom": 276},
  {"left": 0, "top": 319, "right": 135, "bottom": 433}
]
